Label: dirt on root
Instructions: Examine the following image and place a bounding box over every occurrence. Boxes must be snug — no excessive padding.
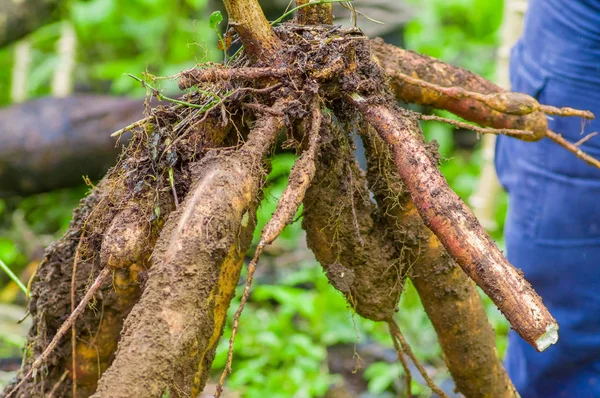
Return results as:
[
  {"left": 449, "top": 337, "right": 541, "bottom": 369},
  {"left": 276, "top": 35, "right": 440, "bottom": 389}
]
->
[
  {"left": 360, "top": 122, "right": 518, "bottom": 398},
  {"left": 302, "top": 119, "right": 405, "bottom": 322}
]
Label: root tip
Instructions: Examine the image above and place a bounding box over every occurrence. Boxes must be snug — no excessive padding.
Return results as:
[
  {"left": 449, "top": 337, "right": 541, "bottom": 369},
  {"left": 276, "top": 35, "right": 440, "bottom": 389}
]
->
[{"left": 535, "top": 323, "right": 559, "bottom": 352}]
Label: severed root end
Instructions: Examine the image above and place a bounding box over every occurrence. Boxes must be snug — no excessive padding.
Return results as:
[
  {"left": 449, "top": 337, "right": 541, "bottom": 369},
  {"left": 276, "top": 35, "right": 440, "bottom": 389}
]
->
[{"left": 535, "top": 323, "right": 559, "bottom": 352}]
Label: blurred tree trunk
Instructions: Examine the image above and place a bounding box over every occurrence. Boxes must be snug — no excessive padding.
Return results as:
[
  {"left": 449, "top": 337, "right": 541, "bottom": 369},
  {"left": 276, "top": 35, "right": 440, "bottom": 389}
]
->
[
  {"left": 0, "top": 96, "right": 145, "bottom": 196},
  {"left": 0, "top": 0, "right": 61, "bottom": 47}
]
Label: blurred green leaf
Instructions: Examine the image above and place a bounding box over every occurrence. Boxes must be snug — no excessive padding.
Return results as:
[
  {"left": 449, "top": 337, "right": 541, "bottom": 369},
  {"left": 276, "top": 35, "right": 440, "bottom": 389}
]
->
[
  {"left": 365, "top": 362, "right": 403, "bottom": 394},
  {"left": 72, "top": 0, "right": 117, "bottom": 26}
]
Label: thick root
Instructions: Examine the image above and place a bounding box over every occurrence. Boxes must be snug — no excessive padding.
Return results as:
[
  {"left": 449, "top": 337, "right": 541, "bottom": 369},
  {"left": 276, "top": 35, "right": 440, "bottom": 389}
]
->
[
  {"left": 0, "top": 179, "right": 149, "bottom": 398},
  {"left": 1, "top": 102, "right": 236, "bottom": 397},
  {"left": 353, "top": 98, "right": 557, "bottom": 351},
  {"left": 303, "top": 121, "right": 404, "bottom": 322},
  {"left": 363, "top": 127, "right": 518, "bottom": 397},
  {"left": 91, "top": 110, "right": 285, "bottom": 397},
  {"left": 369, "top": 38, "right": 548, "bottom": 141},
  {"left": 393, "top": 69, "right": 594, "bottom": 120},
  {"left": 216, "top": 101, "right": 322, "bottom": 396},
  {"left": 260, "top": 102, "right": 322, "bottom": 248},
  {"left": 5, "top": 268, "right": 111, "bottom": 398},
  {"left": 411, "top": 232, "right": 518, "bottom": 398}
]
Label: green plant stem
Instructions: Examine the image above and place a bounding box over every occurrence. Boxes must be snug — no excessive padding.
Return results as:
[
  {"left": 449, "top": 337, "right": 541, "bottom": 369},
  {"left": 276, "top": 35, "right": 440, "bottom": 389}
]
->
[
  {"left": 127, "top": 74, "right": 221, "bottom": 109},
  {"left": 0, "top": 258, "right": 27, "bottom": 295}
]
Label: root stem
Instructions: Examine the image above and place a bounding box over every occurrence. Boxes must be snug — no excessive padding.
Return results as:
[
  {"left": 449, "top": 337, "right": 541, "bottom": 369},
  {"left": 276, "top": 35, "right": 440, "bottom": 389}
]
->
[
  {"left": 547, "top": 130, "right": 600, "bottom": 170},
  {"left": 388, "top": 319, "right": 448, "bottom": 398},
  {"left": 216, "top": 99, "right": 322, "bottom": 396},
  {"left": 351, "top": 94, "right": 557, "bottom": 350}
]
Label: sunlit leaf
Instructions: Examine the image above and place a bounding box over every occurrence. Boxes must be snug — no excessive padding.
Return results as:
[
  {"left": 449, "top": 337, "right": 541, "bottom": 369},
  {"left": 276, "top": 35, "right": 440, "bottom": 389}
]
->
[{"left": 209, "top": 11, "right": 223, "bottom": 30}]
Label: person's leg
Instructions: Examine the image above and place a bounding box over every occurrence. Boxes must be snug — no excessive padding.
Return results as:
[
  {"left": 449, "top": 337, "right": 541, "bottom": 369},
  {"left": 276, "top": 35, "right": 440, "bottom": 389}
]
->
[{"left": 496, "top": 21, "right": 600, "bottom": 398}]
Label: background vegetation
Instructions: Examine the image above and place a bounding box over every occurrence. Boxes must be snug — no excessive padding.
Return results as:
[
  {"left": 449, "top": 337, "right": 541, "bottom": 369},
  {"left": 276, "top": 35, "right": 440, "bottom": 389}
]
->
[{"left": 0, "top": 0, "right": 510, "bottom": 396}]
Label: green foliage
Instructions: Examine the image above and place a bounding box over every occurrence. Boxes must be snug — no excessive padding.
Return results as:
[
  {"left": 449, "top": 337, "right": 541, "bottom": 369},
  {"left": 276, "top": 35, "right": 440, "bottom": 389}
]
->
[
  {"left": 0, "top": 187, "right": 87, "bottom": 287},
  {"left": 0, "top": 0, "right": 218, "bottom": 106},
  {"left": 212, "top": 260, "right": 449, "bottom": 397},
  {"left": 406, "top": 0, "right": 504, "bottom": 79},
  {"left": 0, "top": 260, "right": 26, "bottom": 295},
  {"left": 209, "top": 10, "right": 223, "bottom": 30}
]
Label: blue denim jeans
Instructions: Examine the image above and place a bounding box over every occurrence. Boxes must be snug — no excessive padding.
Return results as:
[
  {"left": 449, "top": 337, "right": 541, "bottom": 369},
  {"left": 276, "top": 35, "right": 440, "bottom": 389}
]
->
[{"left": 495, "top": 1, "right": 600, "bottom": 396}]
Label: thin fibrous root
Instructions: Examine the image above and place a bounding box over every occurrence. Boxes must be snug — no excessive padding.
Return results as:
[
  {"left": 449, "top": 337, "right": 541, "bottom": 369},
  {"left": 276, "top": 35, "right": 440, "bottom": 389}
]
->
[
  {"left": 388, "top": 322, "right": 412, "bottom": 398},
  {"left": 414, "top": 112, "right": 533, "bottom": 137},
  {"left": 574, "top": 132, "right": 599, "bottom": 147},
  {"left": 178, "top": 67, "right": 292, "bottom": 90},
  {"left": 6, "top": 267, "right": 111, "bottom": 398},
  {"left": 350, "top": 94, "right": 558, "bottom": 351},
  {"left": 392, "top": 70, "right": 595, "bottom": 119},
  {"left": 388, "top": 319, "right": 449, "bottom": 398},
  {"left": 547, "top": 130, "right": 600, "bottom": 170},
  {"left": 110, "top": 117, "right": 149, "bottom": 137},
  {"left": 48, "top": 370, "right": 69, "bottom": 398},
  {"left": 215, "top": 99, "right": 322, "bottom": 398}
]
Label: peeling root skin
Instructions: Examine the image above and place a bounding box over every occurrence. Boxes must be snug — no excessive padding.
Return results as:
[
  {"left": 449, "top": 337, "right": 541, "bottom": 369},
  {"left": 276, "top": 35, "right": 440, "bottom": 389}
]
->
[{"left": 352, "top": 96, "right": 557, "bottom": 350}]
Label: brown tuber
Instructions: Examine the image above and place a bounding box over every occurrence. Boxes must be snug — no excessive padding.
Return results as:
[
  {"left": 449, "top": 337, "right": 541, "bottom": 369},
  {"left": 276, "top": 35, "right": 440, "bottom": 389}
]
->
[
  {"left": 351, "top": 96, "right": 558, "bottom": 351},
  {"left": 100, "top": 205, "right": 151, "bottom": 270},
  {"left": 303, "top": 122, "right": 405, "bottom": 322}
]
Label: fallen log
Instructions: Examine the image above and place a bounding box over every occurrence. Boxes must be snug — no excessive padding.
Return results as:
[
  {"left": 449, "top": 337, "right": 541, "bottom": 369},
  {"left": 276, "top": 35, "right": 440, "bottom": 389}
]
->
[{"left": 0, "top": 95, "right": 145, "bottom": 196}]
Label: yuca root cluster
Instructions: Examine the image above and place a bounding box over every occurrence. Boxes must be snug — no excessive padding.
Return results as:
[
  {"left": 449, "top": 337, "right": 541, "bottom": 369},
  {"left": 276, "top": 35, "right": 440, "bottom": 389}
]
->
[{"left": 4, "top": 12, "right": 598, "bottom": 398}]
